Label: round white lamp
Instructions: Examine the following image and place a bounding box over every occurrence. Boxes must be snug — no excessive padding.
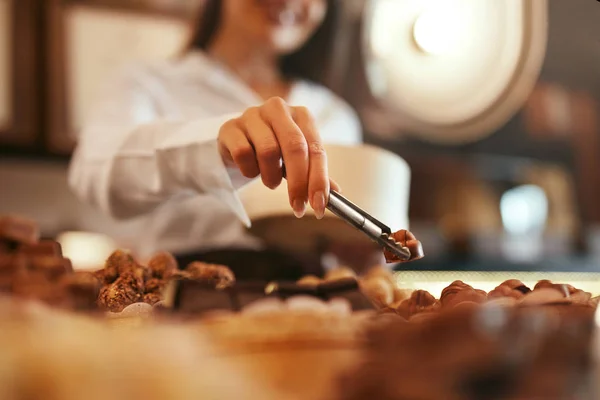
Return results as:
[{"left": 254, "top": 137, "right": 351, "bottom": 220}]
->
[
  {"left": 238, "top": 144, "right": 410, "bottom": 254},
  {"left": 363, "top": 0, "right": 549, "bottom": 144}
]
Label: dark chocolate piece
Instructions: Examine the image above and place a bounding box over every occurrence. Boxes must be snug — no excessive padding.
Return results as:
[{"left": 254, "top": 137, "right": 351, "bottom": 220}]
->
[
  {"left": 514, "top": 285, "right": 531, "bottom": 295},
  {"left": 103, "top": 250, "right": 137, "bottom": 283},
  {"left": 229, "top": 281, "right": 271, "bottom": 311},
  {"left": 0, "top": 254, "right": 18, "bottom": 273},
  {"left": 61, "top": 271, "right": 101, "bottom": 311},
  {"left": 0, "top": 253, "right": 28, "bottom": 288},
  {"left": 97, "top": 278, "right": 142, "bottom": 312},
  {"left": 383, "top": 229, "right": 424, "bottom": 263},
  {"left": 17, "top": 240, "right": 63, "bottom": 257},
  {"left": 0, "top": 215, "right": 39, "bottom": 245},
  {"left": 28, "top": 256, "right": 73, "bottom": 279},
  {"left": 318, "top": 278, "right": 376, "bottom": 310},
  {"left": 172, "top": 280, "right": 234, "bottom": 314}
]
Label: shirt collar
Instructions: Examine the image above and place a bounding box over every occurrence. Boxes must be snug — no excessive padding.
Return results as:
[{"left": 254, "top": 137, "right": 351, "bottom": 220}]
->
[{"left": 180, "top": 50, "right": 306, "bottom": 107}]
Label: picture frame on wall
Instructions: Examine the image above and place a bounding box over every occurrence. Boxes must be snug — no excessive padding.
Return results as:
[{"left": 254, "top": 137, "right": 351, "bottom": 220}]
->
[
  {"left": 0, "top": 0, "right": 11, "bottom": 132},
  {"left": 0, "top": 0, "right": 40, "bottom": 149},
  {"left": 46, "top": 0, "right": 196, "bottom": 154}
]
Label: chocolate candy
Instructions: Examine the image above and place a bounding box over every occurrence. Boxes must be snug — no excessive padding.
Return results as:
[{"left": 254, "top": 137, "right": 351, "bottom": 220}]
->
[
  {"left": 489, "top": 280, "right": 530, "bottom": 300},
  {"left": 514, "top": 285, "right": 532, "bottom": 294},
  {"left": 144, "top": 278, "right": 165, "bottom": 293},
  {"left": 228, "top": 281, "right": 272, "bottom": 311},
  {"left": 395, "top": 289, "right": 439, "bottom": 319},
  {"left": 60, "top": 272, "right": 101, "bottom": 311},
  {"left": 319, "top": 277, "right": 376, "bottom": 310},
  {"left": 441, "top": 280, "right": 474, "bottom": 307},
  {"left": 17, "top": 240, "right": 62, "bottom": 257},
  {"left": 28, "top": 256, "right": 73, "bottom": 279},
  {"left": 383, "top": 229, "right": 424, "bottom": 263},
  {"left": 147, "top": 251, "right": 178, "bottom": 279},
  {"left": 0, "top": 215, "right": 39, "bottom": 245},
  {"left": 102, "top": 250, "right": 137, "bottom": 284},
  {"left": 171, "top": 280, "right": 234, "bottom": 315}
]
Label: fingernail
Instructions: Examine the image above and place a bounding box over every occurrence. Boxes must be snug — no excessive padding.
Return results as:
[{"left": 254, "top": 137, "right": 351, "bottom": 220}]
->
[
  {"left": 292, "top": 199, "right": 306, "bottom": 218},
  {"left": 313, "top": 191, "right": 326, "bottom": 220}
]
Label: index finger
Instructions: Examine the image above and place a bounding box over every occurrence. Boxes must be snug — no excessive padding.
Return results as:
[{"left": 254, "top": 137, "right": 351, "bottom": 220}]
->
[{"left": 261, "top": 98, "right": 310, "bottom": 217}]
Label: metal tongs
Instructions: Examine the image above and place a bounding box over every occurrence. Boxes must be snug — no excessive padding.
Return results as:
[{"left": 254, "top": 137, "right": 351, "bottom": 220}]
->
[
  {"left": 326, "top": 190, "right": 412, "bottom": 261},
  {"left": 281, "top": 166, "right": 411, "bottom": 261}
]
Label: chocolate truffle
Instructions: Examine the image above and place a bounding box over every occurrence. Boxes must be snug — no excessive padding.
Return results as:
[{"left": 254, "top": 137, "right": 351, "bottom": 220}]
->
[
  {"left": 147, "top": 251, "right": 178, "bottom": 279},
  {"left": 383, "top": 229, "right": 424, "bottom": 264},
  {"left": 359, "top": 276, "right": 394, "bottom": 308},
  {"left": 395, "top": 290, "right": 438, "bottom": 319},
  {"left": 103, "top": 250, "right": 137, "bottom": 284},
  {"left": 97, "top": 279, "right": 142, "bottom": 312}
]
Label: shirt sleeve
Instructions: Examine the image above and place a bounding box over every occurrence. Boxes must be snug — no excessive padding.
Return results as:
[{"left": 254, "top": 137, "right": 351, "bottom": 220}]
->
[{"left": 67, "top": 66, "right": 253, "bottom": 226}]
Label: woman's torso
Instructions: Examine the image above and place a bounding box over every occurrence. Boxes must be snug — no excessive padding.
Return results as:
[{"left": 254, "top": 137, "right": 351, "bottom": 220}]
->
[{"left": 107, "top": 51, "right": 362, "bottom": 257}]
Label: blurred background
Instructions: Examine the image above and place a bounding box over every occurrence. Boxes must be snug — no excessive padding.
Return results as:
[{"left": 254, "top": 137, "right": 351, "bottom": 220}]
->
[{"left": 1, "top": 0, "right": 600, "bottom": 272}]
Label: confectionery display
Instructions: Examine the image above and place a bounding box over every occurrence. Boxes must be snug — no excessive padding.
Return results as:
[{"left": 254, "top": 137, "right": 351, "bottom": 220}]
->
[
  {"left": 0, "top": 213, "right": 600, "bottom": 399},
  {"left": 0, "top": 217, "right": 100, "bottom": 311},
  {"left": 335, "top": 304, "right": 596, "bottom": 400}
]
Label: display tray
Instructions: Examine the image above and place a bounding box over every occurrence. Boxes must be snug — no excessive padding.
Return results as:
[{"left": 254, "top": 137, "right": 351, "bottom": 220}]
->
[
  {"left": 396, "top": 256, "right": 600, "bottom": 273},
  {"left": 393, "top": 270, "right": 600, "bottom": 298}
]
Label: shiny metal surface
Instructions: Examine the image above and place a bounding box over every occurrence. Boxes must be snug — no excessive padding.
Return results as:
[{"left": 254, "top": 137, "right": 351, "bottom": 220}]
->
[{"left": 327, "top": 190, "right": 411, "bottom": 261}]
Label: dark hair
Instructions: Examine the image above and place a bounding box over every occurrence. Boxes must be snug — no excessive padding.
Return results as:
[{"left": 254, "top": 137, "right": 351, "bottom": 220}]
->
[{"left": 186, "top": 0, "right": 339, "bottom": 86}]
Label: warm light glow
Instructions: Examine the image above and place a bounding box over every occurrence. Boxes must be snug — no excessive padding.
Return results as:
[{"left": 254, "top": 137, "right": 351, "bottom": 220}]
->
[
  {"left": 56, "top": 231, "right": 117, "bottom": 270},
  {"left": 369, "top": 0, "right": 403, "bottom": 59},
  {"left": 500, "top": 185, "right": 548, "bottom": 236},
  {"left": 393, "top": 271, "right": 600, "bottom": 298},
  {"left": 412, "top": 5, "right": 471, "bottom": 55}
]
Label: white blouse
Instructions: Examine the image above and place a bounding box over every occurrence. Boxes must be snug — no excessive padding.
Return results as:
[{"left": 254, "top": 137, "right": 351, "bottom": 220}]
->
[{"left": 68, "top": 51, "right": 362, "bottom": 257}]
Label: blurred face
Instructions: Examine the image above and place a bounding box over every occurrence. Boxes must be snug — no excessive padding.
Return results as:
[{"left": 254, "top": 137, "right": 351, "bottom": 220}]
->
[{"left": 222, "top": 0, "right": 328, "bottom": 54}]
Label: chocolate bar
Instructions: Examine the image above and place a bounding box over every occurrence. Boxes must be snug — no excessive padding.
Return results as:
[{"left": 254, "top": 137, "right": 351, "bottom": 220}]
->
[
  {"left": 172, "top": 280, "right": 234, "bottom": 314},
  {"left": 0, "top": 253, "right": 27, "bottom": 276},
  {"left": 0, "top": 215, "right": 39, "bottom": 245},
  {"left": 28, "top": 256, "right": 73, "bottom": 279},
  {"left": 229, "top": 281, "right": 271, "bottom": 311},
  {"left": 17, "top": 240, "right": 63, "bottom": 257},
  {"left": 61, "top": 272, "right": 102, "bottom": 311},
  {"left": 318, "top": 278, "right": 376, "bottom": 311}
]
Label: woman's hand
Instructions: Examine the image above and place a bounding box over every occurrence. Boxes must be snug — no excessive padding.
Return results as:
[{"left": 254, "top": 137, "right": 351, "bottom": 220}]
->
[{"left": 218, "top": 97, "right": 339, "bottom": 219}]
